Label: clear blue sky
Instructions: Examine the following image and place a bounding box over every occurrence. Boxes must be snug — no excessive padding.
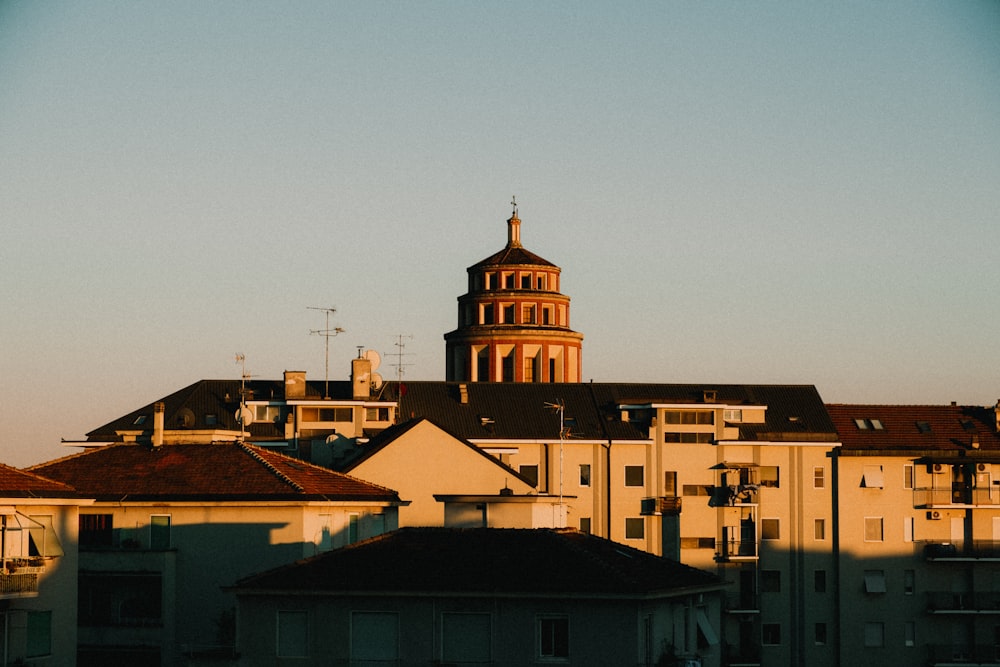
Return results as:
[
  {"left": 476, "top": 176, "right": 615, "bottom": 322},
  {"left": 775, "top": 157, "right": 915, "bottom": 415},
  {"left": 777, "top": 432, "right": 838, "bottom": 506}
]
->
[{"left": 2, "top": 2, "right": 998, "bottom": 467}]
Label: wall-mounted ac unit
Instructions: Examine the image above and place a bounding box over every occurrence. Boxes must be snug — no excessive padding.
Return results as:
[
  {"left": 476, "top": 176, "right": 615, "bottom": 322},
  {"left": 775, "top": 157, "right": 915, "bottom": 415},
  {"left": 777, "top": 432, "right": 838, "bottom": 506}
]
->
[
  {"left": 928, "top": 510, "right": 943, "bottom": 520},
  {"left": 977, "top": 463, "right": 988, "bottom": 472},
  {"left": 932, "top": 463, "right": 946, "bottom": 473}
]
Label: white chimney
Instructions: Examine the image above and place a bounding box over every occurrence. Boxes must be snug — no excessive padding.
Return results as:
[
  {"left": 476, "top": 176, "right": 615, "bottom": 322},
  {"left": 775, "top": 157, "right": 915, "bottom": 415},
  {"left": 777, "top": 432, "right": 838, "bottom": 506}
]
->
[{"left": 153, "top": 402, "right": 165, "bottom": 447}]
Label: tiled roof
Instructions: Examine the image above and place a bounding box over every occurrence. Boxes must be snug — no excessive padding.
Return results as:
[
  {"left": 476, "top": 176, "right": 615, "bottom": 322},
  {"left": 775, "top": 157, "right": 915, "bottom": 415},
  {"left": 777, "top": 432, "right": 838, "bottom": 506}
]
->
[
  {"left": 827, "top": 404, "right": 1000, "bottom": 453},
  {"left": 470, "top": 245, "right": 556, "bottom": 268},
  {"left": 28, "top": 443, "right": 402, "bottom": 502},
  {"left": 0, "top": 463, "right": 78, "bottom": 498},
  {"left": 233, "top": 527, "right": 722, "bottom": 597}
]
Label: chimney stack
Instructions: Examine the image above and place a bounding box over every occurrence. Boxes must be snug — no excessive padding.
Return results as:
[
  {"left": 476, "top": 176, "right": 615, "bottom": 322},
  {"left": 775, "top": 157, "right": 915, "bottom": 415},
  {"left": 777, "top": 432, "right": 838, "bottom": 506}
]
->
[
  {"left": 153, "top": 402, "right": 165, "bottom": 447},
  {"left": 284, "top": 371, "right": 307, "bottom": 400},
  {"left": 352, "top": 356, "right": 372, "bottom": 400}
]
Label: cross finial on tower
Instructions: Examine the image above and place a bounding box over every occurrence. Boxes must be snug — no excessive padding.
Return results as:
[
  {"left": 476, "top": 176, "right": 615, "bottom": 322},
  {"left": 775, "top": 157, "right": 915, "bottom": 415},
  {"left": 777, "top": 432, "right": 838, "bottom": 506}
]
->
[{"left": 511, "top": 195, "right": 518, "bottom": 216}]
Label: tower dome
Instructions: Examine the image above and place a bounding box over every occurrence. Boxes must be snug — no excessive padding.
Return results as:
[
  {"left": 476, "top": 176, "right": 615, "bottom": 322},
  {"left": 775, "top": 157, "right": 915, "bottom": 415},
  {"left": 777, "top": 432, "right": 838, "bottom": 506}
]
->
[{"left": 444, "top": 202, "right": 583, "bottom": 382}]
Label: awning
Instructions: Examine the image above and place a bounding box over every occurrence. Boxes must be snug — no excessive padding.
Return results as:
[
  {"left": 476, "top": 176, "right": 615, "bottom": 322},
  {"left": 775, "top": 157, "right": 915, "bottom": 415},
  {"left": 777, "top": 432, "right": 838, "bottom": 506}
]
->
[
  {"left": 861, "top": 465, "right": 884, "bottom": 489},
  {"left": 696, "top": 609, "right": 719, "bottom": 646}
]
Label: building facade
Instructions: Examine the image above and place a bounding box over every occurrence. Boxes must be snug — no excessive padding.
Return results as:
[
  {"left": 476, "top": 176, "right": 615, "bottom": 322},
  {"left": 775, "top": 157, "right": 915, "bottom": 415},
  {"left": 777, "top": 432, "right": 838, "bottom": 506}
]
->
[{"left": 444, "top": 204, "right": 583, "bottom": 383}]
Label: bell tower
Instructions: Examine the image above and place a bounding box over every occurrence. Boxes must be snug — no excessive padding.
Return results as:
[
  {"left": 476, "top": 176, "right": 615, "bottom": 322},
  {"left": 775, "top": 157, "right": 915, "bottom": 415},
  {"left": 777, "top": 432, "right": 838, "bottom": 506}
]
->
[{"left": 444, "top": 200, "right": 583, "bottom": 383}]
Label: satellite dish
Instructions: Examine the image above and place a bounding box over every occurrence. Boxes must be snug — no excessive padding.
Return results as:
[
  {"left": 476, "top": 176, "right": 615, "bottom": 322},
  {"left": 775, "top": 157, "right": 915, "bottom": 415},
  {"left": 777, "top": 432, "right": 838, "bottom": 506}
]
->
[
  {"left": 236, "top": 406, "right": 254, "bottom": 427},
  {"left": 177, "top": 408, "right": 196, "bottom": 428},
  {"left": 364, "top": 349, "right": 381, "bottom": 371},
  {"left": 371, "top": 373, "right": 383, "bottom": 390}
]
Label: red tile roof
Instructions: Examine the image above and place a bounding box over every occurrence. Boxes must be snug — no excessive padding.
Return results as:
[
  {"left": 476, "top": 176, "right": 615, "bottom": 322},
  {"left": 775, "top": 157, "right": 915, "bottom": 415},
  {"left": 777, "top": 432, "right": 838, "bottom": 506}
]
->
[
  {"left": 28, "top": 443, "right": 402, "bottom": 502},
  {"left": 234, "top": 527, "right": 722, "bottom": 597},
  {"left": 0, "top": 463, "right": 77, "bottom": 498},
  {"left": 827, "top": 404, "right": 1000, "bottom": 453}
]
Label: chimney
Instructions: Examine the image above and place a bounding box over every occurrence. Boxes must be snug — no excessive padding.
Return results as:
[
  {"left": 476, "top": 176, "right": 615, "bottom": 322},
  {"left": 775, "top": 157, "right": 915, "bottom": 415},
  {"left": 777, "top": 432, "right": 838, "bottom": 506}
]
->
[
  {"left": 995, "top": 399, "right": 1000, "bottom": 433},
  {"left": 352, "top": 356, "right": 372, "bottom": 400},
  {"left": 284, "top": 371, "right": 307, "bottom": 400},
  {"left": 459, "top": 383, "right": 469, "bottom": 404},
  {"left": 153, "top": 402, "right": 165, "bottom": 447}
]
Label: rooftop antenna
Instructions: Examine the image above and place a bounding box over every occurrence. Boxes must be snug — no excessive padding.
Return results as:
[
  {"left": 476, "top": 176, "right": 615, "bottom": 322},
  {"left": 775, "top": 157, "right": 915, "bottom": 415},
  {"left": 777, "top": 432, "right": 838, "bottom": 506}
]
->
[
  {"left": 544, "top": 399, "right": 570, "bottom": 509},
  {"left": 234, "top": 354, "right": 256, "bottom": 441},
  {"left": 389, "top": 333, "right": 414, "bottom": 384},
  {"left": 308, "top": 306, "right": 344, "bottom": 399}
]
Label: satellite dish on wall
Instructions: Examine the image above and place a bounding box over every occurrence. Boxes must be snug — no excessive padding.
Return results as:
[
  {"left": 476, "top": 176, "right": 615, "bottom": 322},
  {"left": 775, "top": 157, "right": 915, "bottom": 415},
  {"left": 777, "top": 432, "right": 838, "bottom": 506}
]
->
[
  {"left": 236, "top": 406, "right": 254, "bottom": 427},
  {"left": 364, "top": 349, "right": 381, "bottom": 371},
  {"left": 371, "top": 373, "right": 383, "bottom": 390},
  {"left": 176, "top": 408, "right": 196, "bottom": 428}
]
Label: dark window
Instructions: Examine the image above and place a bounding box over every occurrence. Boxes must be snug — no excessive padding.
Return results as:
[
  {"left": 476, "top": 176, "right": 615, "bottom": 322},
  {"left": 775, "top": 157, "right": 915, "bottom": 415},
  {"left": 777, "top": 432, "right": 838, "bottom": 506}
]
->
[
  {"left": 814, "top": 570, "right": 826, "bottom": 593},
  {"left": 482, "top": 304, "right": 494, "bottom": 325},
  {"left": 579, "top": 517, "right": 591, "bottom": 534},
  {"left": 502, "top": 304, "right": 515, "bottom": 323},
  {"left": 762, "top": 623, "right": 781, "bottom": 645},
  {"left": 519, "top": 465, "right": 539, "bottom": 487},
  {"left": 79, "top": 573, "right": 162, "bottom": 627},
  {"left": 501, "top": 353, "right": 514, "bottom": 382},
  {"left": 761, "top": 570, "right": 781, "bottom": 592},
  {"left": 625, "top": 465, "right": 644, "bottom": 487},
  {"left": 760, "top": 466, "right": 779, "bottom": 488},
  {"left": 761, "top": 518, "right": 780, "bottom": 540},
  {"left": 80, "top": 514, "right": 113, "bottom": 549},
  {"left": 521, "top": 275, "right": 532, "bottom": 289},
  {"left": 815, "top": 622, "right": 827, "bottom": 645},
  {"left": 579, "top": 464, "right": 591, "bottom": 487},
  {"left": 625, "top": 517, "right": 645, "bottom": 539},
  {"left": 539, "top": 617, "right": 569, "bottom": 658}
]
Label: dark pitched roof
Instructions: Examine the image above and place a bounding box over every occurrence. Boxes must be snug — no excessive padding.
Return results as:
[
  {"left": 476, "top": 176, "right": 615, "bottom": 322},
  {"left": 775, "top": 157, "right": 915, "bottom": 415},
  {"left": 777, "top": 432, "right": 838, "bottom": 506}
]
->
[
  {"left": 470, "top": 245, "right": 556, "bottom": 269},
  {"left": 827, "top": 404, "right": 1000, "bottom": 453},
  {"left": 392, "top": 382, "right": 837, "bottom": 443},
  {"left": 28, "top": 443, "right": 402, "bottom": 502},
  {"left": 0, "top": 463, "right": 78, "bottom": 498},
  {"left": 233, "top": 527, "right": 722, "bottom": 598}
]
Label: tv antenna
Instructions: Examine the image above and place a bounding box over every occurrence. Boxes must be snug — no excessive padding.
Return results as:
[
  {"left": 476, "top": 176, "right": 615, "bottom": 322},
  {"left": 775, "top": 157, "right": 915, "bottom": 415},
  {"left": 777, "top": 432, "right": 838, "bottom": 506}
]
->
[
  {"left": 389, "top": 334, "right": 414, "bottom": 384},
  {"left": 234, "top": 354, "right": 256, "bottom": 440},
  {"left": 544, "top": 399, "right": 574, "bottom": 509},
  {"left": 308, "top": 307, "right": 344, "bottom": 399}
]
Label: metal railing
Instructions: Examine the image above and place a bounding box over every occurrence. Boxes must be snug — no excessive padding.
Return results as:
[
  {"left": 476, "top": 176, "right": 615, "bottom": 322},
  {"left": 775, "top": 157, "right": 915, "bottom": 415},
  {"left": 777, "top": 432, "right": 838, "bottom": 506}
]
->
[
  {"left": 926, "top": 591, "right": 1000, "bottom": 612},
  {"left": 913, "top": 487, "right": 1000, "bottom": 508}
]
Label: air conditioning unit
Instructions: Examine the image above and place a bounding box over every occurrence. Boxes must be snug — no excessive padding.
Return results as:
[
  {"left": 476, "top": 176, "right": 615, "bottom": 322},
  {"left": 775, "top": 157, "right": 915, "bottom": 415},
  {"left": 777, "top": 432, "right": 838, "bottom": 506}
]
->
[
  {"left": 932, "top": 463, "right": 945, "bottom": 474},
  {"left": 928, "top": 510, "right": 943, "bottom": 520},
  {"left": 977, "top": 463, "right": 988, "bottom": 472}
]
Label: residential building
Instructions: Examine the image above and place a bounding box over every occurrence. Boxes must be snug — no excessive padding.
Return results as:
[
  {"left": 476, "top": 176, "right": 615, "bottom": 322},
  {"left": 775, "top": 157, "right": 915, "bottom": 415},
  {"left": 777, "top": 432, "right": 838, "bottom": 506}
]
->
[
  {"left": 0, "top": 463, "right": 84, "bottom": 666},
  {"left": 444, "top": 203, "right": 584, "bottom": 382},
  {"left": 827, "top": 402, "right": 1000, "bottom": 667},
  {"left": 29, "top": 442, "right": 404, "bottom": 666},
  {"left": 231, "top": 527, "right": 726, "bottom": 667}
]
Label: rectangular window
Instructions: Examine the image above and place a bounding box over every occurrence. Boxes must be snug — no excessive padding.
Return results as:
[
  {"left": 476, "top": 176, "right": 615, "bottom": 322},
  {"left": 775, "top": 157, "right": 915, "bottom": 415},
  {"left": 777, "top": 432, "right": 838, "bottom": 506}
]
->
[
  {"left": 682, "top": 484, "right": 712, "bottom": 496},
  {"left": 579, "top": 517, "right": 591, "bottom": 534},
  {"left": 502, "top": 303, "right": 515, "bottom": 323},
  {"left": 538, "top": 616, "right": 569, "bottom": 659},
  {"left": 814, "top": 518, "right": 825, "bottom": 540},
  {"left": 814, "top": 570, "right": 826, "bottom": 593},
  {"left": 761, "top": 518, "right": 780, "bottom": 540},
  {"left": 663, "top": 410, "right": 715, "bottom": 425},
  {"left": 80, "top": 514, "right": 114, "bottom": 548},
  {"left": 679, "top": 537, "right": 716, "bottom": 549},
  {"left": 762, "top": 623, "right": 781, "bottom": 646},
  {"left": 351, "top": 612, "right": 398, "bottom": 662},
  {"left": 903, "top": 569, "right": 915, "bottom": 595},
  {"left": 723, "top": 409, "right": 742, "bottom": 422},
  {"left": 904, "top": 621, "right": 915, "bottom": 647},
  {"left": 501, "top": 352, "right": 515, "bottom": 382},
  {"left": 864, "top": 517, "right": 884, "bottom": 542},
  {"left": 864, "top": 570, "right": 887, "bottom": 594},
  {"left": 519, "top": 464, "right": 539, "bottom": 487},
  {"left": 903, "top": 516, "right": 914, "bottom": 543},
  {"left": 503, "top": 272, "right": 515, "bottom": 289},
  {"left": 862, "top": 464, "right": 885, "bottom": 488},
  {"left": 481, "top": 304, "right": 494, "bottom": 325},
  {"left": 348, "top": 514, "right": 359, "bottom": 544},
  {"left": 26, "top": 611, "right": 52, "bottom": 658},
  {"left": 442, "top": 613, "right": 491, "bottom": 663},
  {"left": 625, "top": 517, "right": 645, "bottom": 539},
  {"left": 300, "top": 407, "right": 352, "bottom": 422},
  {"left": 815, "top": 622, "right": 827, "bottom": 646},
  {"left": 365, "top": 407, "right": 390, "bottom": 421},
  {"left": 904, "top": 464, "right": 914, "bottom": 489},
  {"left": 579, "top": 464, "right": 591, "bottom": 487},
  {"left": 523, "top": 357, "right": 536, "bottom": 383},
  {"left": 276, "top": 611, "right": 308, "bottom": 658},
  {"left": 624, "top": 465, "right": 644, "bottom": 487},
  {"left": 814, "top": 467, "right": 825, "bottom": 488},
  {"left": 761, "top": 570, "right": 781, "bottom": 593},
  {"left": 521, "top": 274, "right": 532, "bottom": 289},
  {"left": 664, "top": 471, "right": 677, "bottom": 496},
  {"left": 523, "top": 304, "right": 536, "bottom": 324},
  {"left": 864, "top": 622, "right": 884, "bottom": 648},
  {"left": 760, "top": 466, "right": 780, "bottom": 488},
  {"left": 149, "top": 515, "right": 170, "bottom": 550},
  {"left": 664, "top": 432, "right": 714, "bottom": 443}
]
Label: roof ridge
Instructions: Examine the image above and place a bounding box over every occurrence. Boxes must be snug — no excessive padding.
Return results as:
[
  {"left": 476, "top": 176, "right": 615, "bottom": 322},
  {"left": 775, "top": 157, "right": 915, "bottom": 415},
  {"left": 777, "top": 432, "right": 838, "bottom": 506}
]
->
[{"left": 239, "top": 442, "right": 304, "bottom": 493}]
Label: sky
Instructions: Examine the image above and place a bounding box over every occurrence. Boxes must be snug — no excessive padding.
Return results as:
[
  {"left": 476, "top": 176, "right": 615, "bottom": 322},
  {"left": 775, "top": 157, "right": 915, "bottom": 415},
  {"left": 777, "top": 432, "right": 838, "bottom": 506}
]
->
[{"left": 2, "top": 2, "right": 998, "bottom": 467}]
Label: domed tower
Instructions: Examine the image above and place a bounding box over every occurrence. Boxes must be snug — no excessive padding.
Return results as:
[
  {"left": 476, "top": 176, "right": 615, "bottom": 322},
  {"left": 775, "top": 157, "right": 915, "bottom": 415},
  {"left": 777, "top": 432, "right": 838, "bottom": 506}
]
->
[{"left": 444, "top": 202, "right": 583, "bottom": 382}]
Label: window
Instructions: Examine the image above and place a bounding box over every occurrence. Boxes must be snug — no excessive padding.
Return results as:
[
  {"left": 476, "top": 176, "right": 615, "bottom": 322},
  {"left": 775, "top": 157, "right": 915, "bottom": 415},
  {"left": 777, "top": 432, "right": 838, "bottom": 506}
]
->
[
  {"left": 481, "top": 304, "right": 494, "bottom": 324},
  {"left": 724, "top": 409, "right": 742, "bottom": 422},
  {"left": 523, "top": 304, "right": 536, "bottom": 323},
  {"left": 348, "top": 514, "right": 359, "bottom": 544},
  {"left": 814, "top": 518, "right": 826, "bottom": 540},
  {"left": 814, "top": 467, "right": 825, "bottom": 488},
  {"left": 254, "top": 405, "right": 286, "bottom": 422},
  {"left": 624, "top": 465, "right": 644, "bottom": 487},
  {"left": 502, "top": 303, "right": 515, "bottom": 323},
  {"left": 80, "top": 514, "right": 113, "bottom": 548},
  {"left": 864, "top": 570, "right": 887, "bottom": 594},
  {"left": 862, "top": 465, "right": 885, "bottom": 488},
  {"left": 814, "top": 570, "right": 826, "bottom": 593},
  {"left": 300, "top": 407, "right": 352, "bottom": 422},
  {"left": 25, "top": 611, "right": 52, "bottom": 658},
  {"left": 519, "top": 464, "right": 539, "bottom": 487},
  {"left": 523, "top": 357, "right": 537, "bottom": 383},
  {"left": 625, "top": 517, "right": 645, "bottom": 539},
  {"left": 664, "top": 471, "right": 677, "bottom": 496},
  {"left": 682, "top": 484, "right": 712, "bottom": 496},
  {"left": 579, "top": 464, "right": 591, "bottom": 487},
  {"left": 501, "top": 352, "right": 514, "bottom": 382},
  {"left": 538, "top": 616, "right": 569, "bottom": 659},
  {"left": 663, "top": 410, "right": 714, "bottom": 425},
  {"left": 442, "top": 613, "right": 491, "bottom": 664},
  {"left": 679, "top": 537, "right": 716, "bottom": 549},
  {"left": 277, "top": 611, "right": 308, "bottom": 657},
  {"left": 903, "top": 464, "right": 914, "bottom": 489},
  {"left": 864, "top": 622, "right": 884, "bottom": 647},
  {"left": 916, "top": 421, "right": 931, "bottom": 433},
  {"left": 133, "top": 415, "right": 147, "bottom": 425},
  {"left": 854, "top": 418, "right": 884, "bottom": 430},
  {"left": 351, "top": 612, "right": 398, "bottom": 662},
  {"left": 537, "top": 275, "right": 547, "bottom": 290},
  {"left": 904, "top": 621, "right": 915, "bottom": 647},
  {"left": 79, "top": 573, "right": 162, "bottom": 626},
  {"left": 904, "top": 569, "right": 915, "bottom": 595},
  {"left": 864, "top": 517, "right": 884, "bottom": 542},
  {"left": 815, "top": 622, "right": 827, "bottom": 646},
  {"left": 761, "top": 570, "right": 781, "bottom": 593},
  {"left": 760, "top": 466, "right": 780, "bottom": 488},
  {"left": 503, "top": 272, "right": 514, "bottom": 289},
  {"left": 761, "top": 518, "right": 780, "bottom": 540},
  {"left": 664, "top": 432, "right": 714, "bottom": 443},
  {"left": 366, "top": 407, "right": 390, "bottom": 421},
  {"left": 579, "top": 517, "right": 591, "bottom": 534},
  {"left": 903, "top": 516, "right": 914, "bottom": 543},
  {"left": 149, "top": 515, "right": 170, "bottom": 550},
  {"left": 204, "top": 413, "right": 217, "bottom": 425},
  {"left": 762, "top": 623, "right": 781, "bottom": 646},
  {"left": 521, "top": 274, "right": 532, "bottom": 289}
]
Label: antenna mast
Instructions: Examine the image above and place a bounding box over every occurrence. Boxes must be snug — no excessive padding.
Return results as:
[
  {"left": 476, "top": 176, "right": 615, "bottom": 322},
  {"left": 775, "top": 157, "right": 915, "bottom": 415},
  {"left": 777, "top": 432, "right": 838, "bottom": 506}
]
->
[
  {"left": 308, "top": 307, "right": 344, "bottom": 399},
  {"left": 390, "top": 334, "right": 414, "bottom": 384}
]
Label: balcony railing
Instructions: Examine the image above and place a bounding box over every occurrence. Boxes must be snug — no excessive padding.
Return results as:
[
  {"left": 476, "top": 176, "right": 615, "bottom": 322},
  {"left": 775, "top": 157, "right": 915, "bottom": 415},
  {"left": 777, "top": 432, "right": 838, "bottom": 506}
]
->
[
  {"left": 640, "top": 496, "right": 683, "bottom": 516},
  {"left": 913, "top": 487, "right": 1000, "bottom": 508},
  {"left": 717, "top": 528, "right": 757, "bottom": 561},
  {"left": 927, "top": 591, "right": 1000, "bottom": 613},
  {"left": 724, "top": 592, "right": 760, "bottom": 613},
  {"left": 0, "top": 572, "right": 40, "bottom": 598},
  {"left": 927, "top": 644, "right": 1000, "bottom": 665},
  {"left": 923, "top": 540, "right": 1000, "bottom": 560}
]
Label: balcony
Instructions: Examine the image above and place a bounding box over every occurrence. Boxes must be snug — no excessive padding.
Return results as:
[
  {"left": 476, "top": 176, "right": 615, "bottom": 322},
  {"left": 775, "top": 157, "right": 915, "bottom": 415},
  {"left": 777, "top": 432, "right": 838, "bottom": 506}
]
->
[
  {"left": 717, "top": 527, "right": 757, "bottom": 562},
  {"left": 640, "top": 496, "right": 682, "bottom": 516},
  {"left": 927, "top": 644, "right": 1000, "bottom": 665},
  {"left": 923, "top": 540, "right": 1000, "bottom": 561},
  {"left": 927, "top": 591, "right": 1000, "bottom": 614},
  {"left": 724, "top": 592, "right": 760, "bottom": 614},
  {"left": 914, "top": 486, "right": 1000, "bottom": 509}
]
